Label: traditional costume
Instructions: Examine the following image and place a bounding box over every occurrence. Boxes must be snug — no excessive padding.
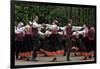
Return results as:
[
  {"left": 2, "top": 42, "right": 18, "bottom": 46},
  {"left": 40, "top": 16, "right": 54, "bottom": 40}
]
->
[
  {"left": 31, "top": 20, "right": 42, "bottom": 61},
  {"left": 23, "top": 24, "right": 33, "bottom": 57},
  {"left": 15, "top": 26, "right": 24, "bottom": 59},
  {"left": 65, "top": 23, "right": 73, "bottom": 61},
  {"left": 87, "top": 27, "right": 95, "bottom": 58}
]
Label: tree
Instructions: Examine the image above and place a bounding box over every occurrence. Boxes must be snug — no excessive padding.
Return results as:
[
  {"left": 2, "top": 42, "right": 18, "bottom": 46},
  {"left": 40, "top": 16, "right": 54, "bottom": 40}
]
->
[{"left": 15, "top": 4, "right": 96, "bottom": 27}]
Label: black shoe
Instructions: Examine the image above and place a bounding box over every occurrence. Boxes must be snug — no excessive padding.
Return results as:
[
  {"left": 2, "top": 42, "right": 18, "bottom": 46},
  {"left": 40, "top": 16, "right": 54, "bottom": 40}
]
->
[
  {"left": 26, "top": 58, "right": 30, "bottom": 61},
  {"left": 66, "top": 59, "right": 71, "bottom": 61},
  {"left": 26, "top": 57, "right": 37, "bottom": 61},
  {"left": 51, "top": 58, "right": 57, "bottom": 62},
  {"left": 88, "top": 56, "right": 92, "bottom": 59}
]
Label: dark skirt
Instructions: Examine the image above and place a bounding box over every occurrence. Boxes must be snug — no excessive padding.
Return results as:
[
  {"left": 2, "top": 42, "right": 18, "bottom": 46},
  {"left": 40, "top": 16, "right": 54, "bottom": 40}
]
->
[
  {"left": 39, "top": 36, "right": 50, "bottom": 50},
  {"left": 83, "top": 37, "right": 91, "bottom": 52},
  {"left": 77, "top": 38, "right": 87, "bottom": 52},
  {"left": 15, "top": 40, "right": 23, "bottom": 58},
  {"left": 48, "top": 34, "right": 64, "bottom": 52},
  {"left": 74, "top": 35, "right": 87, "bottom": 52},
  {"left": 32, "top": 35, "right": 41, "bottom": 50},
  {"left": 23, "top": 34, "right": 33, "bottom": 52},
  {"left": 88, "top": 39, "right": 95, "bottom": 51}
]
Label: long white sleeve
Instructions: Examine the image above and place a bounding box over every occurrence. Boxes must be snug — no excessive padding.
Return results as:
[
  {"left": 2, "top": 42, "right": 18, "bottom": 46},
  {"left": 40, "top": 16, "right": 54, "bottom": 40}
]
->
[
  {"left": 32, "top": 21, "right": 41, "bottom": 28},
  {"left": 15, "top": 27, "right": 25, "bottom": 34},
  {"left": 58, "top": 31, "right": 63, "bottom": 35},
  {"left": 72, "top": 26, "right": 83, "bottom": 31}
]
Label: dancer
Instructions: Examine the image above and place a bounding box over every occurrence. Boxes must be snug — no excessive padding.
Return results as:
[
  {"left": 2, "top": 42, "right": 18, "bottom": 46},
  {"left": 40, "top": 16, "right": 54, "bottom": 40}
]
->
[
  {"left": 15, "top": 22, "right": 24, "bottom": 59},
  {"left": 65, "top": 23, "right": 73, "bottom": 61}
]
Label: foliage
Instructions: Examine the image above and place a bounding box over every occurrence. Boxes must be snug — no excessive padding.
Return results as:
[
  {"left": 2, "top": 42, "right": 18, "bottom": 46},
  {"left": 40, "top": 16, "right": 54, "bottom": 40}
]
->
[{"left": 15, "top": 4, "right": 96, "bottom": 26}]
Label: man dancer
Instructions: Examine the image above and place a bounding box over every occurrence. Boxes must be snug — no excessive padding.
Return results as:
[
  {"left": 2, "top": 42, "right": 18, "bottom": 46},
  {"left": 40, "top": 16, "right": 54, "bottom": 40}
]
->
[
  {"left": 31, "top": 16, "right": 42, "bottom": 61},
  {"left": 65, "top": 23, "right": 73, "bottom": 61}
]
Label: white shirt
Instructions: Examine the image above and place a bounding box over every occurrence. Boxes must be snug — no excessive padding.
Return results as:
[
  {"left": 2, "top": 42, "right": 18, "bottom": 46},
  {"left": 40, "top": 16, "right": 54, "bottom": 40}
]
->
[
  {"left": 32, "top": 20, "right": 41, "bottom": 28},
  {"left": 15, "top": 27, "right": 25, "bottom": 34}
]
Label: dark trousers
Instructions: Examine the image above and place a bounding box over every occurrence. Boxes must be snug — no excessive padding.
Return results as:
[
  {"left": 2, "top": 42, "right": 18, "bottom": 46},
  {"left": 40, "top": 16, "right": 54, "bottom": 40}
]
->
[
  {"left": 66, "top": 39, "right": 73, "bottom": 60},
  {"left": 32, "top": 36, "right": 41, "bottom": 59},
  {"left": 62, "top": 39, "right": 66, "bottom": 55}
]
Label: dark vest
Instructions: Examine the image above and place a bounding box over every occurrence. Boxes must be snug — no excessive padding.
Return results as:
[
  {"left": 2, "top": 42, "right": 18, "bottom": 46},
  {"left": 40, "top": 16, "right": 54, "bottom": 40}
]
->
[
  {"left": 65, "top": 26, "right": 73, "bottom": 40},
  {"left": 88, "top": 29, "right": 95, "bottom": 40},
  {"left": 32, "top": 28, "right": 38, "bottom": 37}
]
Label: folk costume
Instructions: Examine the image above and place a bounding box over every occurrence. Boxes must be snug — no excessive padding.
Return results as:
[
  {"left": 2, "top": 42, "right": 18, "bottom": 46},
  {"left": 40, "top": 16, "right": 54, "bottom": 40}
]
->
[
  {"left": 31, "top": 20, "right": 42, "bottom": 61},
  {"left": 23, "top": 24, "right": 33, "bottom": 58},
  {"left": 65, "top": 23, "right": 73, "bottom": 61},
  {"left": 15, "top": 26, "right": 24, "bottom": 59}
]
